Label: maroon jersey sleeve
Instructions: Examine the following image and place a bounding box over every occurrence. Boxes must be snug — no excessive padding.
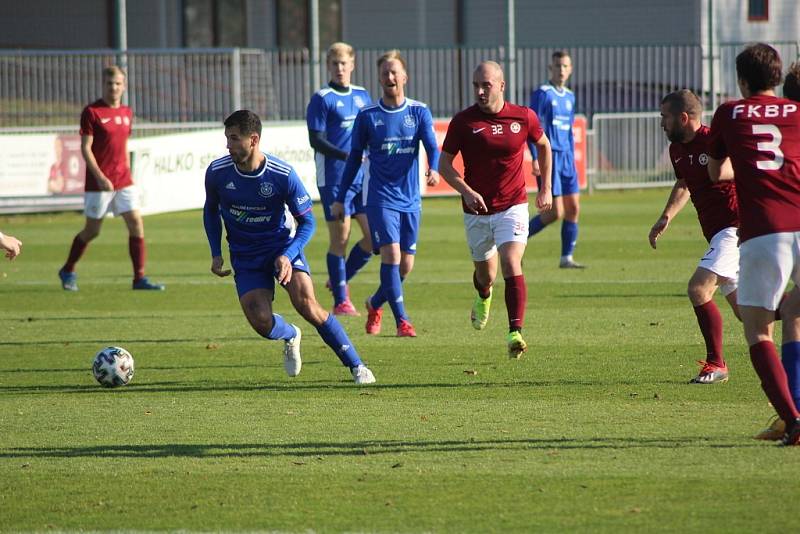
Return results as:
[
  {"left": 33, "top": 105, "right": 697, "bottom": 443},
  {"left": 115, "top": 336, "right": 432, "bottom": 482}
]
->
[
  {"left": 442, "top": 113, "right": 464, "bottom": 155},
  {"left": 707, "top": 104, "right": 729, "bottom": 160},
  {"left": 79, "top": 106, "right": 95, "bottom": 136},
  {"left": 526, "top": 108, "right": 544, "bottom": 143}
]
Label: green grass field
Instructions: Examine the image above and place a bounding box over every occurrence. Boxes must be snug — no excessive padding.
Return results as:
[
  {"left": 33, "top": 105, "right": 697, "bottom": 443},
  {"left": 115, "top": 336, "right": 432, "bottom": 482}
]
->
[{"left": 1, "top": 190, "right": 797, "bottom": 533}]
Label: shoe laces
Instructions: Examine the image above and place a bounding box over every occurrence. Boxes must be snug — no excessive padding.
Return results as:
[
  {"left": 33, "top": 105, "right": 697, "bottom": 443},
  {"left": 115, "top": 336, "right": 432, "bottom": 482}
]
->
[{"left": 696, "top": 360, "right": 724, "bottom": 374}]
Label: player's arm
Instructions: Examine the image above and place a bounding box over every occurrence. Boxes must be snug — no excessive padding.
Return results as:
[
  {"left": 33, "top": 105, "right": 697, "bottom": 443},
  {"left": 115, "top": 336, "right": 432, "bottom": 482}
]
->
[
  {"left": 419, "top": 109, "right": 441, "bottom": 186},
  {"left": 202, "top": 169, "right": 230, "bottom": 277},
  {"left": 276, "top": 173, "right": 316, "bottom": 285},
  {"left": 331, "top": 112, "right": 366, "bottom": 220},
  {"left": 439, "top": 150, "right": 487, "bottom": 214},
  {"left": 308, "top": 130, "right": 348, "bottom": 160},
  {"left": 532, "top": 132, "right": 553, "bottom": 211},
  {"left": 706, "top": 108, "right": 730, "bottom": 183},
  {"left": 649, "top": 179, "right": 690, "bottom": 249},
  {"left": 527, "top": 89, "right": 546, "bottom": 175},
  {"left": 80, "top": 135, "right": 113, "bottom": 191}
]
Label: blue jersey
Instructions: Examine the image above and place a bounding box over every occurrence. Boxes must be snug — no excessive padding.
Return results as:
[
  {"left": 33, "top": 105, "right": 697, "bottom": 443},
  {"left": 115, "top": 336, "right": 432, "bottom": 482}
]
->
[
  {"left": 203, "top": 154, "right": 313, "bottom": 257},
  {"left": 529, "top": 84, "right": 575, "bottom": 157},
  {"left": 306, "top": 84, "right": 371, "bottom": 188},
  {"left": 343, "top": 98, "right": 440, "bottom": 212}
]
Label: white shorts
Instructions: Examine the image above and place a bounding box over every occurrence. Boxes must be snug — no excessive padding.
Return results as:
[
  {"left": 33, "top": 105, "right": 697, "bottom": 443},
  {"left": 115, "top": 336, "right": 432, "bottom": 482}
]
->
[
  {"left": 84, "top": 186, "right": 140, "bottom": 219},
  {"left": 698, "top": 226, "right": 739, "bottom": 296},
  {"left": 463, "top": 203, "right": 529, "bottom": 261},
  {"left": 737, "top": 231, "right": 800, "bottom": 310}
]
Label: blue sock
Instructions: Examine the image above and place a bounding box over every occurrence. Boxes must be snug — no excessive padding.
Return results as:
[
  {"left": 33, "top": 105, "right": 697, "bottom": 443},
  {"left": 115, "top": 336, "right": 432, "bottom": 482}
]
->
[
  {"left": 371, "top": 275, "right": 404, "bottom": 309},
  {"left": 561, "top": 220, "right": 579, "bottom": 257},
  {"left": 380, "top": 263, "right": 408, "bottom": 324},
  {"left": 782, "top": 341, "right": 800, "bottom": 408},
  {"left": 264, "top": 313, "right": 296, "bottom": 341},
  {"left": 326, "top": 252, "right": 347, "bottom": 305},
  {"left": 316, "top": 314, "right": 363, "bottom": 368},
  {"left": 345, "top": 244, "right": 372, "bottom": 281},
  {"left": 528, "top": 215, "right": 547, "bottom": 238}
]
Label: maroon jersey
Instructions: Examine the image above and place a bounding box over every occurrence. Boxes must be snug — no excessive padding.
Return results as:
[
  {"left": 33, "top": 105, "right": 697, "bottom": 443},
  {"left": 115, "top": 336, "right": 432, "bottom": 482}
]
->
[
  {"left": 442, "top": 102, "right": 543, "bottom": 214},
  {"left": 79, "top": 99, "right": 133, "bottom": 191},
  {"left": 708, "top": 95, "right": 800, "bottom": 242},
  {"left": 669, "top": 125, "right": 738, "bottom": 242}
]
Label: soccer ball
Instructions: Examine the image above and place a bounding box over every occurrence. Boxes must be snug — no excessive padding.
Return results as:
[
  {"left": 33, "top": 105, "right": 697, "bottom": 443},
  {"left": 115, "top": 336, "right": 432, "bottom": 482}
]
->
[{"left": 92, "top": 346, "right": 135, "bottom": 388}]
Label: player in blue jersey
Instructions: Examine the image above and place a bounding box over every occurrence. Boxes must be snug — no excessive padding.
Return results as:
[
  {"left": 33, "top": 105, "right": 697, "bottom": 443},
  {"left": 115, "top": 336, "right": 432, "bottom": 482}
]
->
[
  {"left": 203, "top": 110, "right": 375, "bottom": 385},
  {"left": 306, "top": 42, "right": 373, "bottom": 316},
  {"left": 331, "top": 50, "right": 441, "bottom": 338},
  {"left": 527, "top": 50, "right": 586, "bottom": 268}
]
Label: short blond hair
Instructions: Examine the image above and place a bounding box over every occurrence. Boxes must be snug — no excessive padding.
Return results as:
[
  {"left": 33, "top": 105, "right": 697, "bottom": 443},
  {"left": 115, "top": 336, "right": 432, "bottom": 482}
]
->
[
  {"left": 103, "top": 65, "right": 126, "bottom": 80},
  {"left": 326, "top": 42, "right": 354, "bottom": 62},
  {"left": 377, "top": 49, "right": 407, "bottom": 72}
]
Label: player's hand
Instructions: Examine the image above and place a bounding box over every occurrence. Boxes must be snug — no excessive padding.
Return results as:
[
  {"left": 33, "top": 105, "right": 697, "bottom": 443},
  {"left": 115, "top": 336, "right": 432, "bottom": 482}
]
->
[
  {"left": 97, "top": 177, "right": 114, "bottom": 191},
  {"left": 210, "top": 256, "right": 231, "bottom": 277},
  {"left": 462, "top": 190, "right": 487, "bottom": 214},
  {"left": 330, "top": 201, "right": 345, "bottom": 221},
  {"left": 274, "top": 255, "right": 292, "bottom": 286},
  {"left": 0, "top": 234, "right": 22, "bottom": 260},
  {"left": 648, "top": 216, "right": 669, "bottom": 249},
  {"left": 535, "top": 187, "right": 552, "bottom": 211},
  {"left": 426, "top": 170, "right": 440, "bottom": 187}
]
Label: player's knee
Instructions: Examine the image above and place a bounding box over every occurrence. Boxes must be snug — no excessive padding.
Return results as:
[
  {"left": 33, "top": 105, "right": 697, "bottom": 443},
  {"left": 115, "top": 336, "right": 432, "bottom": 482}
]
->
[
  {"left": 687, "top": 281, "right": 712, "bottom": 305},
  {"left": 249, "top": 311, "right": 274, "bottom": 336}
]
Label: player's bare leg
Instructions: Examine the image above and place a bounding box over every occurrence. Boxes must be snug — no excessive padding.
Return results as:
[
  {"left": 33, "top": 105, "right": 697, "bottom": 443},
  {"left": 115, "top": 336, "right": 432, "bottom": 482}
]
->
[
  {"left": 121, "top": 209, "right": 164, "bottom": 290},
  {"left": 471, "top": 253, "right": 497, "bottom": 330},
  {"left": 286, "top": 270, "right": 374, "bottom": 382},
  {"left": 240, "top": 287, "right": 302, "bottom": 377},
  {"left": 687, "top": 267, "right": 729, "bottom": 383},
  {"left": 498, "top": 241, "right": 528, "bottom": 358},
  {"left": 59, "top": 216, "right": 104, "bottom": 291}
]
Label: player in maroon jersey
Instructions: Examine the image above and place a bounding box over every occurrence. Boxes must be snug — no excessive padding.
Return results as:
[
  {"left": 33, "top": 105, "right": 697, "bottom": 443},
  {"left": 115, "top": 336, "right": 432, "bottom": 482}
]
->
[
  {"left": 707, "top": 43, "right": 800, "bottom": 446},
  {"left": 439, "top": 61, "right": 553, "bottom": 358},
  {"left": 649, "top": 90, "right": 740, "bottom": 384},
  {"left": 58, "top": 66, "right": 163, "bottom": 291}
]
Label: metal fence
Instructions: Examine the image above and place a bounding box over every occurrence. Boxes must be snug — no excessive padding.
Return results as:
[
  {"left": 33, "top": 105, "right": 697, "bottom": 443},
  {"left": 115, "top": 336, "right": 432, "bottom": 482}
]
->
[{"left": 0, "top": 43, "right": 739, "bottom": 126}]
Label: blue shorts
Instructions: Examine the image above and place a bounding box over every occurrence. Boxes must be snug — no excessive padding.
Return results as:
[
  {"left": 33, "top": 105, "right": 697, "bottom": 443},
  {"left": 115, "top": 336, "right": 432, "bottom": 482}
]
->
[
  {"left": 231, "top": 249, "right": 311, "bottom": 297},
  {"left": 365, "top": 206, "right": 419, "bottom": 254},
  {"left": 537, "top": 150, "right": 578, "bottom": 197},
  {"left": 319, "top": 184, "right": 366, "bottom": 222}
]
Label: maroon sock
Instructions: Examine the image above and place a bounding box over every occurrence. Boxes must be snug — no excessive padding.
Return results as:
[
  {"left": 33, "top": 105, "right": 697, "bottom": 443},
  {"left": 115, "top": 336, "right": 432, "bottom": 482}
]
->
[
  {"left": 693, "top": 301, "right": 725, "bottom": 367},
  {"left": 473, "top": 271, "right": 491, "bottom": 299},
  {"left": 63, "top": 234, "right": 88, "bottom": 272},
  {"left": 774, "top": 293, "right": 788, "bottom": 321},
  {"left": 749, "top": 340, "right": 800, "bottom": 424},
  {"left": 129, "top": 236, "right": 146, "bottom": 281},
  {"left": 504, "top": 274, "right": 526, "bottom": 331}
]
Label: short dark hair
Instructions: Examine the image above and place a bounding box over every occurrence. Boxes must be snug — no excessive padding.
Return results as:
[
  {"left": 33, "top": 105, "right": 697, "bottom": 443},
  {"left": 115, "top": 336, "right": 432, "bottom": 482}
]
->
[
  {"left": 552, "top": 50, "right": 570, "bottom": 62},
  {"left": 736, "top": 43, "right": 782, "bottom": 92},
  {"left": 223, "top": 109, "right": 262, "bottom": 136},
  {"left": 784, "top": 62, "right": 800, "bottom": 102},
  {"left": 660, "top": 89, "right": 703, "bottom": 118}
]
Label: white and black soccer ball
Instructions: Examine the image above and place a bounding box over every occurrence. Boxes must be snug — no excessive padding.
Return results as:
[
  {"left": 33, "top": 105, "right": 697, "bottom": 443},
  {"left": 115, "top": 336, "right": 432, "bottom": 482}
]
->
[{"left": 92, "top": 346, "right": 135, "bottom": 388}]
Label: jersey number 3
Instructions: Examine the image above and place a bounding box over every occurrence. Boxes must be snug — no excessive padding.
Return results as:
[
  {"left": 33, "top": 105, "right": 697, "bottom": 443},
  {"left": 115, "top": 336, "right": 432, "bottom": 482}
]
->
[{"left": 753, "top": 124, "right": 784, "bottom": 170}]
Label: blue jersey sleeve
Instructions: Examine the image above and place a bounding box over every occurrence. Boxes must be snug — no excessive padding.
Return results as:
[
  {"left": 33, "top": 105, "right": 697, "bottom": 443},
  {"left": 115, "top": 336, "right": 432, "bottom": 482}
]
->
[
  {"left": 528, "top": 88, "right": 548, "bottom": 160},
  {"left": 202, "top": 166, "right": 224, "bottom": 257},
  {"left": 337, "top": 110, "right": 368, "bottom": 203},
  {"left": 280, "top": 168, "right": 316, "bottom": 260},
  {"left": 306, "top": 93, "right": 327, "bottom": 132},
  {"left": 420, "top": 108, "right": 440, "bottom": 171}
]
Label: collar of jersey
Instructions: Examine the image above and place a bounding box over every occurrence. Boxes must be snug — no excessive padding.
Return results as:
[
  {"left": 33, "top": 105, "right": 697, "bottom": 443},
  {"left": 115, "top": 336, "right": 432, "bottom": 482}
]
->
[
  {"left": 378, "top": 98, "right": 408, "bottom": 113},
  {"left": 549, "top": 85, "right": 569, "bottom": 96},
  {"left": 328, "top": 82, "right": 352, "bottom": 95},
  {"left": 233, "top": 154, "right": 268, "bottom": 179}
]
